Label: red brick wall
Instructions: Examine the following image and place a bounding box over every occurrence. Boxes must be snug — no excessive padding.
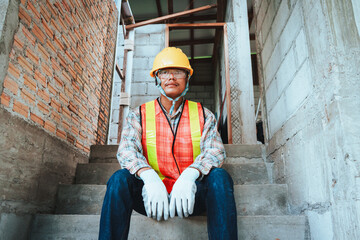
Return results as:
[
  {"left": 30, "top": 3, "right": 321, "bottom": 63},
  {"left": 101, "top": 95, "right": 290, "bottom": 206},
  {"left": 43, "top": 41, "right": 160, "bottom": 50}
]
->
[
  {"left": 96, "top": 6, "right": 117, "bottom": 145},
  {"left": 0, "top": 0, "right": 118, "bottom": 153}
]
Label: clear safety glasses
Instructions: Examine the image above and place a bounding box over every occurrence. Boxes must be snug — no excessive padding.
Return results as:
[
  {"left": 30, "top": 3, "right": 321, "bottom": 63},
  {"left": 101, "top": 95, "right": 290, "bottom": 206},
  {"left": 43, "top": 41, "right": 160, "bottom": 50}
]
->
[{"left": 157, "top": 69, "right": 187, "bottom": 79}]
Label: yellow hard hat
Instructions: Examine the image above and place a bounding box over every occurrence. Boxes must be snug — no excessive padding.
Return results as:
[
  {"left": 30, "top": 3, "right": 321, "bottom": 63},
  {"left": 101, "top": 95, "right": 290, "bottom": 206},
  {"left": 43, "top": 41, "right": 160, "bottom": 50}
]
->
[{"left": 150, "top": 47, "right": 193, "bottom": 77}]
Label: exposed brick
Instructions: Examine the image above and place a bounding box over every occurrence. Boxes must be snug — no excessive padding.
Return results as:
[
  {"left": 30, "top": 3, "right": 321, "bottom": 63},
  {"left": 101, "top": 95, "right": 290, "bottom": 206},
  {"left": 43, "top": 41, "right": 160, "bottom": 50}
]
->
[
  {"left": 32, "top": 24, "right": 46, "bottom": 44},
  {"left": 8, "top": 62, "right": 20, "bottom": 79},
  {"left": 50, "top": 98, "right": 61, "bottom": 112},
  {"left": 47, "top": 40, "right": 57, "bottom": 56},
  {"left": 57, "top": 52, "right": 67, "bottom": 69},
  {"left": 54, "top": 36, "right": 65, "bottom": 50},
  {"left": 51, "top": 111, "right": 61, "bottom": 124},
  {"left": 4, "top": 76, "right": 19, "bottom": 95},
  {"left": 62, "top": 119, "right": 71, "bottom": 131},
  {"left": 48, "top": 83, "right": 57, "bottom": 95},
  {"left": 64, "top": 49, "right": 73, "bottom": 62},
  {"left": 64, "top": 85, "right": 73, "bottom": 96},
  {"left": 62, "top": 70, "right": 71, "bottom": 84},
  {"left": 68, "top": 65, "right": 76, "bottom": 79},
  {"left": 64, "top": 14, "right": 72, "bottom": 27},
  {"left": 40, "top": 4, "right": 51, "bottom": 22},
  {"left": 37, "top": 44, "right": 50, "bottom": 61},
  {"left": 30, "top": 112, "right": 45, "bottom": 126},
  {"left": 19, "top": 6, "right": 31, "bottom": 27},
  {"left": 62, "top": 105, "right": 71, "bottom": 119},
  {"left": 44, "top": 120, "right": 56, "bottom": 133},
  {"left": 18, "top": 56, "right": 33, "bottom": 73},
  {"left": 41, "top": 18, "right": 54, "bottom": 38},
  {"left": 67, "top": 133, "right": 75, "bottom": 145},
  {"left": 1, "top": 92, "right": 11, "bottom": 107},
  {"left": 13, "top": 34, "right": 24, "bottom": 50},
  {"left": 75, "top": 140, "right": 84, "bottom": 150},
  {"left": 72, "top": 81, "right": 80, "bottom": 92},
  {"left": 27, "top": 1, "right": 41, "bottom": 22},
  {"left": 13, "top": 100, "right": 29, "bottom": 118},
  {"left": 37, "top": 101, "right": 50, "bottom": 115},
  {"left": 21, "top": 88, "right": 36, "bottom": 106},
  {"left": 21, "top": 25, "right": 36, "bottom": 46},
  {"left": 38, "top": 88, "right": 50, "bottom": 103},
  {"left": 51, "top": 57, "right": 61, "bottom": 72},
  {"left": 54, "top": 75, "right": 64, "bottom": 89},
  {"left": 56, "top": 128, "right": 66, "bottom": 140},
  {"left": 59, "top": 92, "right": 69, "bottom": 105},
  {"left": 71, "top": 126, "right": 79, "bottom": 136},
  {"left": 50, "top": 18, "right": 62, "bottom": 34},
  {"left": 41, "top": 62, "right": 53, "bottom": 77},
  {"left": 58, "top": 16, "right": 68, "bottom": 33},
  {"left": 26, "top": 48, "right": 39, "bottom": 64},
  {"left": 23, "top": 74, "right": 37, "bottom": 91},
  {"left": 46, "top": 0, "right": 58, "bottom": 17},
  {"left": 35, "top": 70, "right": 47, "bottom": 87},
  {"left": 68, "top": 101, "right": 78, "bottom": 114}
]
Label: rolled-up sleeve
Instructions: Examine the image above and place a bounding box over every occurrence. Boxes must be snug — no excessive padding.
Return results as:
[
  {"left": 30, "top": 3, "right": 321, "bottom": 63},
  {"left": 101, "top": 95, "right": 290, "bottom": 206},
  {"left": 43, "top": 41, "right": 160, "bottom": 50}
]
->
[
  {"left": 189, "top": 107, "right": 226, "bottom": 175},
  {"left": 117, "top": 109, "right": 151, "bottom": 174}
]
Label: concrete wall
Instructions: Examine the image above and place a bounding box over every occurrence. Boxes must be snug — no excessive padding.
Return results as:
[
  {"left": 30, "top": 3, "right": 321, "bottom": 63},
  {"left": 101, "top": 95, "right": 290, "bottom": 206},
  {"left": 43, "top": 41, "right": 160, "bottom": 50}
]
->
[
  {"left": 254, "top": 0, "right": 360, "bottom": 239},
  {"left": 131, "top": 24, "right": 166, "bottom": 108}
]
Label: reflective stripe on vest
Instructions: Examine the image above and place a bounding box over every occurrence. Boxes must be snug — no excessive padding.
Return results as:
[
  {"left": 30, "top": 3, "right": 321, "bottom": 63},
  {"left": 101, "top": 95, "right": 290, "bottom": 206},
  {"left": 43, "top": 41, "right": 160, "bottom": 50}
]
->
[{"left": 141, "top": 99, "right": 204, "bottom": 193}]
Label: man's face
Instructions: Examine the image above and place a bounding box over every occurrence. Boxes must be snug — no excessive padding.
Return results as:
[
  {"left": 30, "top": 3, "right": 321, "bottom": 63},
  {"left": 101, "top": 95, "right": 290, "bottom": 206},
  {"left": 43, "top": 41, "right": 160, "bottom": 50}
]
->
[{"left": 158, "top": 68, "right": 188, "bottom": 99}]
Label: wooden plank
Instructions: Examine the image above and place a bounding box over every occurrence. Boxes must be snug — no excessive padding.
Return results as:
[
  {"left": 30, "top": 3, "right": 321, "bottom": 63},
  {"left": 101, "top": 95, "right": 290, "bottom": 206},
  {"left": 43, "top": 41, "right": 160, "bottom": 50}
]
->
[
  {"left": 136, "top": 14, "right": 217, "bottom": 23},
  {"left": 117, "top": 32, "right": 129, "bottom": 143},
  {"left": 116, "top": 63, "right": 124, "bottom": 80},
  {"left": 126, "top": 4, "right": 217, "bottom": 30},
  {"left": 168, "top": 22, "right": 225, "bottom": 29},
  {"left": 223, "top": 24, "right": 233, "bottom": 144},
  {"left": 165, "top": 25, "right": 169, "bottom": 47}
]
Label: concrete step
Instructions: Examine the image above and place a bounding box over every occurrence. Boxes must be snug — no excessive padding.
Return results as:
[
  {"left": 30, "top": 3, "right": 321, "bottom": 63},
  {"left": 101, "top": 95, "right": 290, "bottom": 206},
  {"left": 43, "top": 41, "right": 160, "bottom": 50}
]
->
[
  {"left": 30, "top": 214, "right": 306, "bottom": 240},
  {"left": 55, "top": 184, "right": 289, "bottom": 216},
  {"left": 75, "top": 162, "right": 269, "bottom": 185},
  {"left": 89, "top": 144, "right": 264, "bottom": 162},
  {"left": 89, "top": 156, "right": 264, "bottom": 164}
]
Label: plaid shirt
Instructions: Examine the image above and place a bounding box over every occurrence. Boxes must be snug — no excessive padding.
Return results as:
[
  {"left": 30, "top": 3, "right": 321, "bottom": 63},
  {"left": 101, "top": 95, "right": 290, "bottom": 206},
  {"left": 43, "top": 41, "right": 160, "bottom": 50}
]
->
[{"left": 117, "top": 98, "right": 226, "bottom": 176}]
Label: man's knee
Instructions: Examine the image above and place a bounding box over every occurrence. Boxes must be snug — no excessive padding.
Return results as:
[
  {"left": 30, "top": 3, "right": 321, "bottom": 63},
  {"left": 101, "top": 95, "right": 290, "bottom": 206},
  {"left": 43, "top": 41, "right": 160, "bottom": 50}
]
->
[
  {"left": 107, "top": 169, "right": 132, "bottom": 189},
  {"left": 207, "top": 168, "right": 234, "bottom": 190}
]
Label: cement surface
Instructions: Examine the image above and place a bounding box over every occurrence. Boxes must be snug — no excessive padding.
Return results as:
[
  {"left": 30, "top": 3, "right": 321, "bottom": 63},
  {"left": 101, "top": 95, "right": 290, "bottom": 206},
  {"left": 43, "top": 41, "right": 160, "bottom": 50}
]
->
[
  {"left": 75, "top": 162, "right": 269, "bottom": 185},
  {"left": 54, "top": 184, "right": 289, "bottom": 216},
  {"left": 30, "top": 214, "right": 306, "bottom": 240},
  {"left": 0, "top": 108, "right": 88, "bottom": 214}
]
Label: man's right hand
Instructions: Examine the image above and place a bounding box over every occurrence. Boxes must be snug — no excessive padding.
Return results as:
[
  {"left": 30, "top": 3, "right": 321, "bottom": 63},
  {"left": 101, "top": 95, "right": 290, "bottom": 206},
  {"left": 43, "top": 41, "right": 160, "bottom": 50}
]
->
[{"left": 139, "top": 169, "right": 169, "bottom": 221}]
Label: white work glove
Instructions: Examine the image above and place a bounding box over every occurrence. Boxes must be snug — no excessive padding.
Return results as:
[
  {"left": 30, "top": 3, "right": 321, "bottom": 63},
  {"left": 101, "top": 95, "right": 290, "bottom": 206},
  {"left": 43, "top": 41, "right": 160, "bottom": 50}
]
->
[
  {"left": 140, "top": 169, "right": 169, "bottom": 221},
  {"left": 169, "top": 167, "right": 200, "bottom": 218}
]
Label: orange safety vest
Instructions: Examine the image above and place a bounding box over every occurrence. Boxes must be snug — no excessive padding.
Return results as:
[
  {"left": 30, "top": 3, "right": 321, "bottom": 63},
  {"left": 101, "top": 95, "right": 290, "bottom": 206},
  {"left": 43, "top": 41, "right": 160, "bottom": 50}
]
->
[{"left": 140, "top": 99, "right": 205, "bottom": 193}]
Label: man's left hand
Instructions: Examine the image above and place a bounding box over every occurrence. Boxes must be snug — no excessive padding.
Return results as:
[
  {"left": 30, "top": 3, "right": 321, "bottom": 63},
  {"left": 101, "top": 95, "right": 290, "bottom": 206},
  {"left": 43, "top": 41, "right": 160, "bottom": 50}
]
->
[{"left": 169, "top": 167, "right": 200, "bottom": 218}]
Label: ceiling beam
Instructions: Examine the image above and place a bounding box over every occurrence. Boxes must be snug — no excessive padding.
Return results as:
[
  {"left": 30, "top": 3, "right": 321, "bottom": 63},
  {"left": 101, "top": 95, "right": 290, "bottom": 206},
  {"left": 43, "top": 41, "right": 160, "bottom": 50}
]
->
[
  {"left": 190, "top": 0, "right": 194, "bottom": 60},
  {"left": 212, "top": 0, "right": 227, "bottom": 66},
  {"left": 168, "top": 22, "right": 225, "bottom": 29},
  {"left": 169, "top": 38, "right": 214, "bottom": 46},
  {"left": 126, "top": 4, "right": 217, "bottom": 30},
  {"left": 136, "top": 14, "right": 217, "bottom": 23},
  {"left": 156, "top": 0, "right": 163, "bottom": 17},
  {"left": 168, "top": 0, "right": 173, "bottom": 14}
]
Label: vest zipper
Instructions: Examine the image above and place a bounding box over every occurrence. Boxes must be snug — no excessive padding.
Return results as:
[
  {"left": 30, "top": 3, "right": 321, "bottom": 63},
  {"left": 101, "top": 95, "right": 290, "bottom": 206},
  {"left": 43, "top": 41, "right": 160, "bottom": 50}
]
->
[{"left": 157, "top": 98, "right": 186, "bottom": 175}]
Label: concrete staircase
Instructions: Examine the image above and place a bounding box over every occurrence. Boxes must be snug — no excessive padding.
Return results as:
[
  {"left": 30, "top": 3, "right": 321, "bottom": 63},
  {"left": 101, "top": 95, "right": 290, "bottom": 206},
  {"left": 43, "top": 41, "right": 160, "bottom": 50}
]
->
[{"left": 29, "top": 144, "right": 308, "bottom": 239}]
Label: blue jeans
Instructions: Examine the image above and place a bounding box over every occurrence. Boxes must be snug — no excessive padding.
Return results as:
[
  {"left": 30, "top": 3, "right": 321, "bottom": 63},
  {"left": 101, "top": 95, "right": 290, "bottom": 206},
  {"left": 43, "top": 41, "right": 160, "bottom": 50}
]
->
[{"left": 99, "top": 168, "right": 237, "bottom": 240}]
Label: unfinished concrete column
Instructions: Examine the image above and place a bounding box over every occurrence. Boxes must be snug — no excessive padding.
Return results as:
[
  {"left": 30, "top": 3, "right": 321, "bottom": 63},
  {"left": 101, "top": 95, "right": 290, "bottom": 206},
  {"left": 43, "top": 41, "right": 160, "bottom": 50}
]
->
[{"left": 232, "top": 0, "right": 257, "bottom": 144}]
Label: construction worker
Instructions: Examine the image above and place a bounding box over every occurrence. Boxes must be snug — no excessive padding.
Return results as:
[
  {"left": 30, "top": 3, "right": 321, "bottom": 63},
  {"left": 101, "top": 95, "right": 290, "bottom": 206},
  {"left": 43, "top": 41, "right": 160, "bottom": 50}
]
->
[{"left": 99, "top": 47, "right": 237, "bottom": 239}]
